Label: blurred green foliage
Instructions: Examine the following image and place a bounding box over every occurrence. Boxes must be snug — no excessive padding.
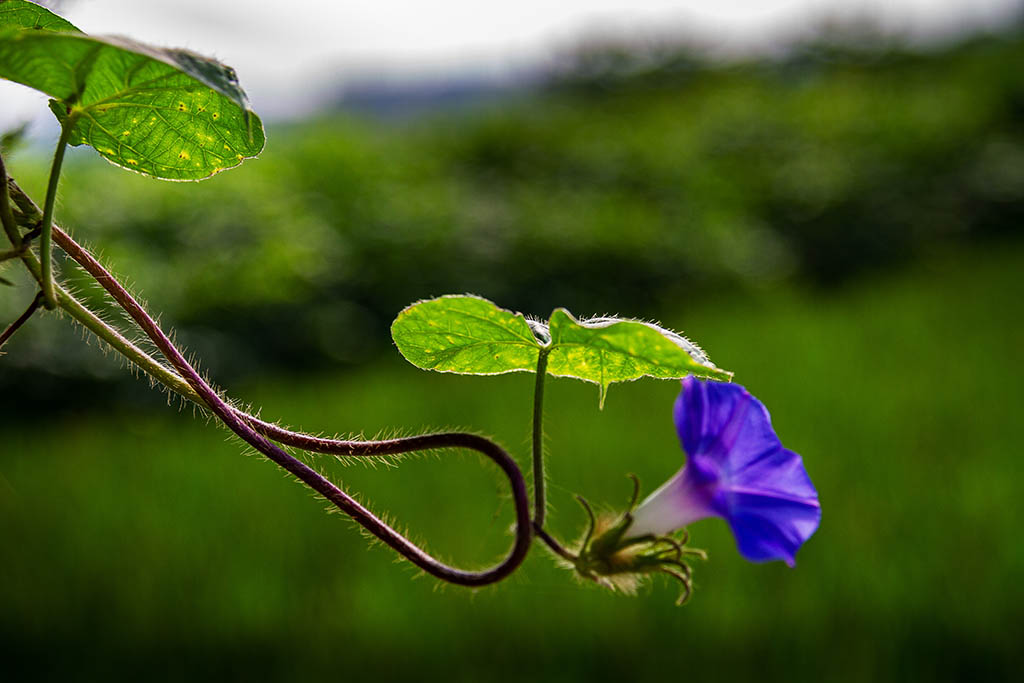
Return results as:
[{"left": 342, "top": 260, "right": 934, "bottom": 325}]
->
[
  {"left": 1, "top": 25, "right": 1023, "bottom": 681},
  {"left": 1, "top": 243, "right": 1020, "bottom": 681},
  {"left": 2, "top": 30, "right": 1022, "bottom": 394}
]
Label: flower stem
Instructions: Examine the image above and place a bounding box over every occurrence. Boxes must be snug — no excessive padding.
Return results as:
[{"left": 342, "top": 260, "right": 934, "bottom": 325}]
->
[
  {"left": 533, "top": 523, "right": 576, "bottom": 561},
  {"left": 38, "top": 117, "right": 76, "bottom": 310},
  {"left": 0, "top": 291, "right": 44, "bottom": 351},
  {"left": 532, "top": 346, "right": 550, "bottom": 528}
]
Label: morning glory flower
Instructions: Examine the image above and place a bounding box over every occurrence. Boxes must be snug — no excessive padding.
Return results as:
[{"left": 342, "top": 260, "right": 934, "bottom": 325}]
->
[{"left": 627, "top": 377, "right": 821, "bottom": 566}]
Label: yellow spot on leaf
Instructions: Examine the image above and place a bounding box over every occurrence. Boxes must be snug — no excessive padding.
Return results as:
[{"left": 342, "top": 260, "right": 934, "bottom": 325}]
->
[
  {"left": 178, "top": 150, "right": 190, "bottom": 160},
  {"left": 211, "top": 112, "right": 220, "bottom": 120},
  {"left": 177, "top": 102, "right": 188, "bottom": 112},
  {"left": 126, "top": 159, "right": 138, "bottom": 166},
  {"left": 122, "top": 131, "right": 130, "bottom": 136}
]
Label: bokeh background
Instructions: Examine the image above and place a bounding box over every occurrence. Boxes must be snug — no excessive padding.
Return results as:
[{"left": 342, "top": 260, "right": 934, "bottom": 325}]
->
[{"left": 2, "top": 1, "right": 1023, "bottom": 680}]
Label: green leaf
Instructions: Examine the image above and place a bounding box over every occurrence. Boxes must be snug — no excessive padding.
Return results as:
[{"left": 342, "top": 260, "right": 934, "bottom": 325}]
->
[
  {"left": 0, "top": 0, "right": 79, "bottom": 33},
  {"left": 391, "top": 295, "right": 733, "bottom": 406},
  {"left": 545, "top": 309, "right": 733, "bottom": 407},
  {"left": 391, "top": 295, "right": 542, "bottom": 375},
  {"left": 0, "top": 29, "right": 264, "bottom": 180}
]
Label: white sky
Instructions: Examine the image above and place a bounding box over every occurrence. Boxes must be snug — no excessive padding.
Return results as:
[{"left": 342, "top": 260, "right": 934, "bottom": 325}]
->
[{"left": 2, "top": 0, "right": 1021, "bottom": 134}]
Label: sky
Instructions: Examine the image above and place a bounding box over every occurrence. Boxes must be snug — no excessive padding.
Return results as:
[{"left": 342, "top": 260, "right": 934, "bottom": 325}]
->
[{"left": 1, "top": 0, "right": 1021, "bottom": 134}]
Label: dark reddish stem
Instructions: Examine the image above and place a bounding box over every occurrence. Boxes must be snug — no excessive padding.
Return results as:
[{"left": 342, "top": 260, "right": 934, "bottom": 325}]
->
[
  {"left": 40, "top": 215, "right": 531, "bottom": 587},
  {"left": 0, "top": 291, "right": 44, "bottom": 351},
  {"left": 533, "top": 523, "right": 577, "bottom": 562}
]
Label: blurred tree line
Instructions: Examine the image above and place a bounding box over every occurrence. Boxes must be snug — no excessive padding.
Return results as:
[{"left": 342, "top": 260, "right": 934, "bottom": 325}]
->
[{"left": 1, "top": 24, "right": 1022, "bottom": 400}]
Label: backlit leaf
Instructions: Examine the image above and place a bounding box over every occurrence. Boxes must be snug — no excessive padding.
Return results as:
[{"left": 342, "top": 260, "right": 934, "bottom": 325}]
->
[
  {"left": 392, "top": 296, "right": 732, "bottom": 406},
  {"left": 391, "top": 295, "right": 542, "bottom": 375},
  {"left": 0, "top": 0, "right": 79, "bottom": 33},
  {"left": 0, "top": 28, "right": 264, "bottom": 179},
  {"left": 545, "top": 309, "right": 733, "bottom": 407}
]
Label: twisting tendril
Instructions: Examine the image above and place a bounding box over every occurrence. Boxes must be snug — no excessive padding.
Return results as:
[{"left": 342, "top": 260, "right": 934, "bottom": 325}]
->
[{"left": 2, "top": 166, "right": 533, "bottom": 587}]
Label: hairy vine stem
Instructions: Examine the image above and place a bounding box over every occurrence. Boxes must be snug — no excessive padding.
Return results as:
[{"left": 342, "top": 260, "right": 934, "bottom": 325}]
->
[
  {"left": 4, "top": 175, "right": 197, "bottom": 399},
  {"left": 2, "top": 161, "right": 533, "bottom": 587},
  {"left": 0, "top": 290, "right": 43, "bottom": 351}
]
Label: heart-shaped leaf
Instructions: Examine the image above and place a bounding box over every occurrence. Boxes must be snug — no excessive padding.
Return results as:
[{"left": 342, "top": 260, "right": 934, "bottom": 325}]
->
[
  {"left": 391, "top": 295, "right": 542, "bottom": 375},
  {"left": 545, "top": 309, "right": 732, "bottom": 407},
  {"left": 0, "top": 23, "right": 264, "bottom": 179},
  {"left": 392, "top": 295, "right": 732, "bottom": 406}
]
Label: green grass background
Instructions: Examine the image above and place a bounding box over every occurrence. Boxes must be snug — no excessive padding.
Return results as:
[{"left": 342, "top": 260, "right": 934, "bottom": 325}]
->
[
  {"left": 2, "top": 242, "right": 1020, "bottom": 681},
  {"left": 3, "top": 22, "right": 1023, "bottom": 681}
]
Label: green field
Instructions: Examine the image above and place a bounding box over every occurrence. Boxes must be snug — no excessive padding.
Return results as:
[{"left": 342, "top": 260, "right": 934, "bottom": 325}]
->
[
  {"left": 3, "top": 20, "right": 1022, "bottom": 680},
  {"left": 2, "top": 242, "right": 1020, "bottom": 681}
]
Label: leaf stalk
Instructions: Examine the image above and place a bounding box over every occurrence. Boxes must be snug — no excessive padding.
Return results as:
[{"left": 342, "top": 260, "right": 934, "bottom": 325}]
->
[{"left": 38, "top": 114, "right": 77, "bottom": 309}]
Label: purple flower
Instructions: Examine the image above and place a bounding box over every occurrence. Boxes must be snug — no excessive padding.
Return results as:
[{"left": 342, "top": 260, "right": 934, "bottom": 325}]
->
[{"left": 627, "top": 377, "right": 821, "bottom": 566}]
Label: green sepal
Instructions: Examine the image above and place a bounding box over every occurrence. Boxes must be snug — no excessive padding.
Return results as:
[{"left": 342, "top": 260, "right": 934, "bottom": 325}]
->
[{"left": 569, "top": 482, "right": 707, "bottom": 605}]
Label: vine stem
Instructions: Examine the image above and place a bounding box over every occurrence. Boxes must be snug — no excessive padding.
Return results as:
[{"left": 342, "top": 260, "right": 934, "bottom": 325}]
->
[
  {"left": 4, "top": 176, "right": 532, "bottom": 586},
  {"left": 532, "top": 347, "right": 550, "bottom": 527},
  {"left": 2, "top": 172, "right": 199, "bottom": 400},
  {"left": 0, "top": 291, "right": 44, "bottom": 351},
  {"left": 1, "top": 154, "right": 22, "bottom": 249},
  {"left": 58, "top": 223, "right": 531, "bottom": 585},
  {"left": 38, "top": 116, "right": 76, "bottom": 309},
  {"left": 5, "top": 176, "right": 592, "bottom": 587}
]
